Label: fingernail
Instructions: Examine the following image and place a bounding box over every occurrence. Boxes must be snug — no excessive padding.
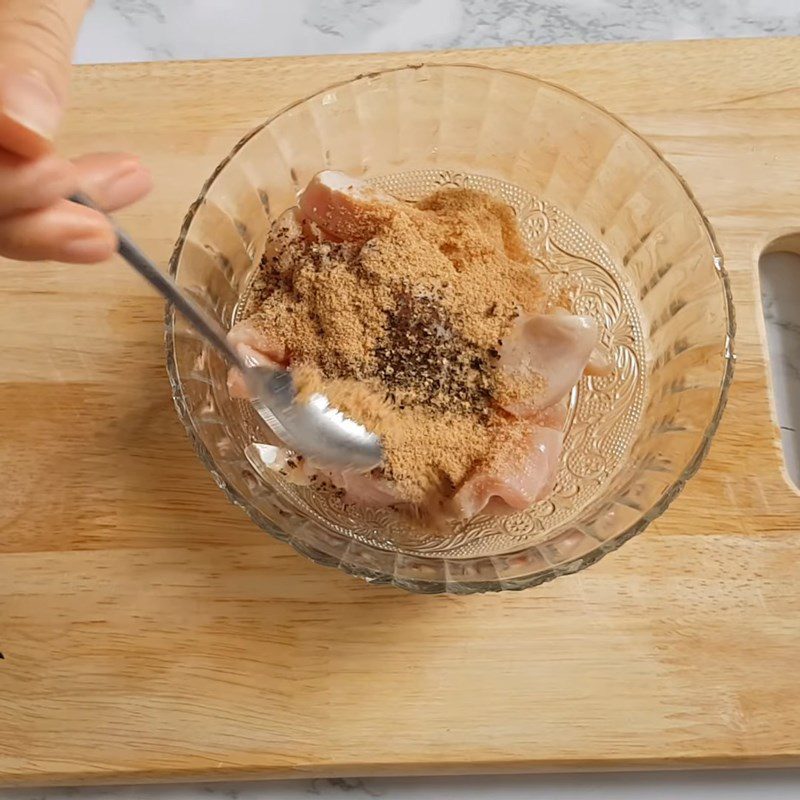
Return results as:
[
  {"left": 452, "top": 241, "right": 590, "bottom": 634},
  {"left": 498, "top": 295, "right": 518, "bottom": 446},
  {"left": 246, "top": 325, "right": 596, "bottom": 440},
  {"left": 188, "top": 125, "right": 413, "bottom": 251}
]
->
[
  {"left": 98, "top": 157, "right": 141, "bottom": 185},
  {"left": 3, "top": 71, "right": 62, "bottom": 139},
  {"left": 98, "top": 161, "right": 153, "bottom": 208},
  {"left": 61, "top": 232, "right": 117, "bottom": 263}
]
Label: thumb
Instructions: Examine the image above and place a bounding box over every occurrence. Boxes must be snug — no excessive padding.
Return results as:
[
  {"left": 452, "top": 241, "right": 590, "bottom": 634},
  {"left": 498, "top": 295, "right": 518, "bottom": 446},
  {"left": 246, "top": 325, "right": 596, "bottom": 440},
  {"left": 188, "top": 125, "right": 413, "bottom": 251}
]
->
[{"left": 0, "top": 0, "right": 91, "bottom": 158}]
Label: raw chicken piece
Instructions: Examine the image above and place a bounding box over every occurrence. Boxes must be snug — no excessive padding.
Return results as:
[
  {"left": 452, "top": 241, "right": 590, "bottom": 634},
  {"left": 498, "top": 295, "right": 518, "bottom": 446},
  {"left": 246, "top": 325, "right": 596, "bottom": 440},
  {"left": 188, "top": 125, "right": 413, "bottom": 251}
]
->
[
  {"left": 298, "top": 170, "right": 398, "bottom": 242},
  {"left": 452, "top": 421, "right": 564, "bottom": 519},
  {"left": 325, "top": 469, "right": 401, "bottom": 508},
  {"left": 246, "top": 442, "right": 398, "bottom": 505},
  {"left": 499, "top": 312, "right": 599, "bottom": 417},
  {"left": 226, "top": 321, "right": 288, "bottom": 400},
  {"left": 231, "top": 172, "right": 609, "bottom": 522},
  {"left": 585, "top": 345, "right": 613, "bottom": 377},
  {"left": 267, "top": 204, "right": 330, "bottom": 246},
  {"left": 263, "top": 206, "right": 304, "bottom": 257},
  {"left": 228, "top": 319, "right": 400, "bottom": 503},
  {"left": 536, "top": 397, "right": 569, "bottom": 431},
  {"left": 228, "top": 320, "right": 288, "bottom": 365},
  {"left": 252, "top": 457, "right": 401, "bottom": 508}
]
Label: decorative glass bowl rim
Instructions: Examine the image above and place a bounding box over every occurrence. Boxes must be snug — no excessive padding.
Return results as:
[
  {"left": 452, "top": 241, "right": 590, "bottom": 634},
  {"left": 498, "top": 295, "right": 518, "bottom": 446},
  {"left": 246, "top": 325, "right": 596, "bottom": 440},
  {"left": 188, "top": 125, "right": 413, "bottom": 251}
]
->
[{"left": 165, "top": 63, "right": 736, "bottom": 594}]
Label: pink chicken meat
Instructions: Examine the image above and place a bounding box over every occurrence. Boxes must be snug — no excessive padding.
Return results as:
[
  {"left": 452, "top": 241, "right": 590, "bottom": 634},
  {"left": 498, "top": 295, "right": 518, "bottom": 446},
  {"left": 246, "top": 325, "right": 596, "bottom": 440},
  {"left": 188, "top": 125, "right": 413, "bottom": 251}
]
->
[{"left": 230, "top": 170, "right": 602, "bottom": 521}]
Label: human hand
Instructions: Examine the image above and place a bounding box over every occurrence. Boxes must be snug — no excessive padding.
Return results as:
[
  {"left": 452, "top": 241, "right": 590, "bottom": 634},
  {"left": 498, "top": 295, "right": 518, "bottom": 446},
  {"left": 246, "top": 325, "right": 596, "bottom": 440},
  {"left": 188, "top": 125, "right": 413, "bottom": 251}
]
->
[{"left": 0, "top": 0, "right": 152, "bottom": 263}]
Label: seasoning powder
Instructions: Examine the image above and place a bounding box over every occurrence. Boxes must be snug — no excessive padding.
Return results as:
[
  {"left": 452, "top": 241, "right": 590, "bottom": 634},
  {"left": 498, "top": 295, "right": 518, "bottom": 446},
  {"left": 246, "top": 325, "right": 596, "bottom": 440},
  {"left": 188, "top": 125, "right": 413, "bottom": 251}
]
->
[{"left": 245, "top": 187, "right": 546, "bottom": 504}]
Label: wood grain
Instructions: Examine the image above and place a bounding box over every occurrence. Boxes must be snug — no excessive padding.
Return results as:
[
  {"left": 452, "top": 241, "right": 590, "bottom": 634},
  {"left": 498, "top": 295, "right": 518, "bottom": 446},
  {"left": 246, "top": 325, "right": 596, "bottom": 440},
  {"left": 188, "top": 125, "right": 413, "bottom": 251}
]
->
[{"left": 1, "top": 37, "right": 800, "bottom": 786}]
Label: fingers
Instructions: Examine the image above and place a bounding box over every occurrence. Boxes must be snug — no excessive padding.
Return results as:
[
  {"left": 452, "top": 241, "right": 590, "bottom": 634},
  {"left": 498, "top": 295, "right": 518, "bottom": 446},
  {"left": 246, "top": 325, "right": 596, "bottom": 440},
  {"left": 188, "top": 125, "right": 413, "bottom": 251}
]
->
[
  {"left": 0, "top": 1, "right": 149, "bottom": 264},
  {"left": 0, "top": 150, "right": 78, "bottom": 215},
  {"left": 0, "top": 151, "right": 152, "bottom": 263},
  {"left": 0, "top": 198, "right": 116, "bottom": 263},
  {"left": 0, "top": 69, "right": 63, "bottom": 158},
  {"left": 72, "top": 152, "right": 153, "bottom": 211},
  {"left": 0, "top": 0, "right": 90, "bottom": 99},
  {"left": 0, "top": 0, "right": 91, "bottom": 157},
  {"left": 0, "top": 150, "right": 152, "bottom": 218}
]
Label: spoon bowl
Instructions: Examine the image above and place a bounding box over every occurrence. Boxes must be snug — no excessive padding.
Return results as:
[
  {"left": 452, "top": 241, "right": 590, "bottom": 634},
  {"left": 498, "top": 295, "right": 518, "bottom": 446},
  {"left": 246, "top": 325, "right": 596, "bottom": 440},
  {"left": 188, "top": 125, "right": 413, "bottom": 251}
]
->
[{"left": 244, "top": 365, "right": 383, "bottom": 472}]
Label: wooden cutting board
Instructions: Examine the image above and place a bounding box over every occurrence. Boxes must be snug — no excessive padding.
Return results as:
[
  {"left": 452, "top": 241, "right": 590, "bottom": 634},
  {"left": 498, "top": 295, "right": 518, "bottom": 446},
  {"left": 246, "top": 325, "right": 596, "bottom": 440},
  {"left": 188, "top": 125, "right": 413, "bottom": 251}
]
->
[{"left": 1, "top": 37, "right": 800, "bottom": 787}]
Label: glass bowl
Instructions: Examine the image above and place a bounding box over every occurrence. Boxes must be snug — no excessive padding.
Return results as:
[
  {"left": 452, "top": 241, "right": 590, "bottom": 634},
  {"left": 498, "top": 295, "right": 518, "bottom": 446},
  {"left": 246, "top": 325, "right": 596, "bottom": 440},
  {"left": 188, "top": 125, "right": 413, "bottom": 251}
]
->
[{"left": 166, "top": 64, "right": 734, "bottom": 594}]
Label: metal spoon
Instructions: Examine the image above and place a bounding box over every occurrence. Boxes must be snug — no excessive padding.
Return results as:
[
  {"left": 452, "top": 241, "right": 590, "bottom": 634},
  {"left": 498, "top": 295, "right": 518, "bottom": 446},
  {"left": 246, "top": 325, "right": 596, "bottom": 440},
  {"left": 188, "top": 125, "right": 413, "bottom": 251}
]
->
[{"left": 70, "top": 192, "right": 383, "bottom": 472}]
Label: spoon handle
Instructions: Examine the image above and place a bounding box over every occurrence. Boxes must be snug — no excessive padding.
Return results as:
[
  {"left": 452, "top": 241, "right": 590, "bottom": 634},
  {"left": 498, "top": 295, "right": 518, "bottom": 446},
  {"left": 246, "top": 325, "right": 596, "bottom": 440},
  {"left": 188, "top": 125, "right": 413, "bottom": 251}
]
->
[{"left": 70, "top": 192, "right": 245, "bottom": 370}]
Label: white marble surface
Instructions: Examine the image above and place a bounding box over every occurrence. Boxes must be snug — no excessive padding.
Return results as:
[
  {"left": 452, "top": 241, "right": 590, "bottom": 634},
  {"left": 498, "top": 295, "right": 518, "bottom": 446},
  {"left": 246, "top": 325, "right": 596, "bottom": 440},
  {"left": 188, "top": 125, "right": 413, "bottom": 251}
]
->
[
  {"left": 6, "top": 2, "right": 800, "bottom": 799},
  {"left": 73, "top": 0, "right": 800, "bottom": 63},
  {"left": 6, "top": 771, "right": 800, "bottom": 800},
  {"left": 760, "top": 252, "right": 800, "bottom": 486}
]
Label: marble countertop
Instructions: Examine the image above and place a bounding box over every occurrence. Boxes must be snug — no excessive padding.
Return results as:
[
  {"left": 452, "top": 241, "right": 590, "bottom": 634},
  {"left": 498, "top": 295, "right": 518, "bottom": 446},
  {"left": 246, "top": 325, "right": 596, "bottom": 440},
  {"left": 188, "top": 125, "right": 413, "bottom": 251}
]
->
[
  {"left": 6, "top": 771, "right": 800, "bottom": 800},
  {"left": 4, "top": 2, "right": 799, "bottom": 799},
  {"left": 74, "top": 0, "right": 800, "bottom": 63}
]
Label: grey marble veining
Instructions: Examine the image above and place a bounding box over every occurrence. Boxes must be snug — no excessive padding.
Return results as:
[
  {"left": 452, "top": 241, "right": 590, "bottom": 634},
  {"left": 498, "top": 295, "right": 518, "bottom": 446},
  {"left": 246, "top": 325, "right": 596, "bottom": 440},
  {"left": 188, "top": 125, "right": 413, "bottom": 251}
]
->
[
  {"left": 760, "top": 252, "right": 800, "bottom": 487},
  {"left": 11, "top": 2, "right": 800, "bottom": 800},
  {"left": 75, "top": 0, "right": 800, "bottom": 63},
  {"left": 5, "top": 770, "right": 800, "bottom": 799},
  {"left": 446, "top": 0, "right": 800, "bottom": 48}
]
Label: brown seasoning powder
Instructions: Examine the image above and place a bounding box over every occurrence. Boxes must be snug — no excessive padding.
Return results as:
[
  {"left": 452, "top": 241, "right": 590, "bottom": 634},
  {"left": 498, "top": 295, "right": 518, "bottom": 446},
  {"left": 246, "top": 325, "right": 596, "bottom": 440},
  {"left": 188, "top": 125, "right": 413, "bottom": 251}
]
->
[{"left": 244, "top": 187, "right": 546, "bottom": 503}]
